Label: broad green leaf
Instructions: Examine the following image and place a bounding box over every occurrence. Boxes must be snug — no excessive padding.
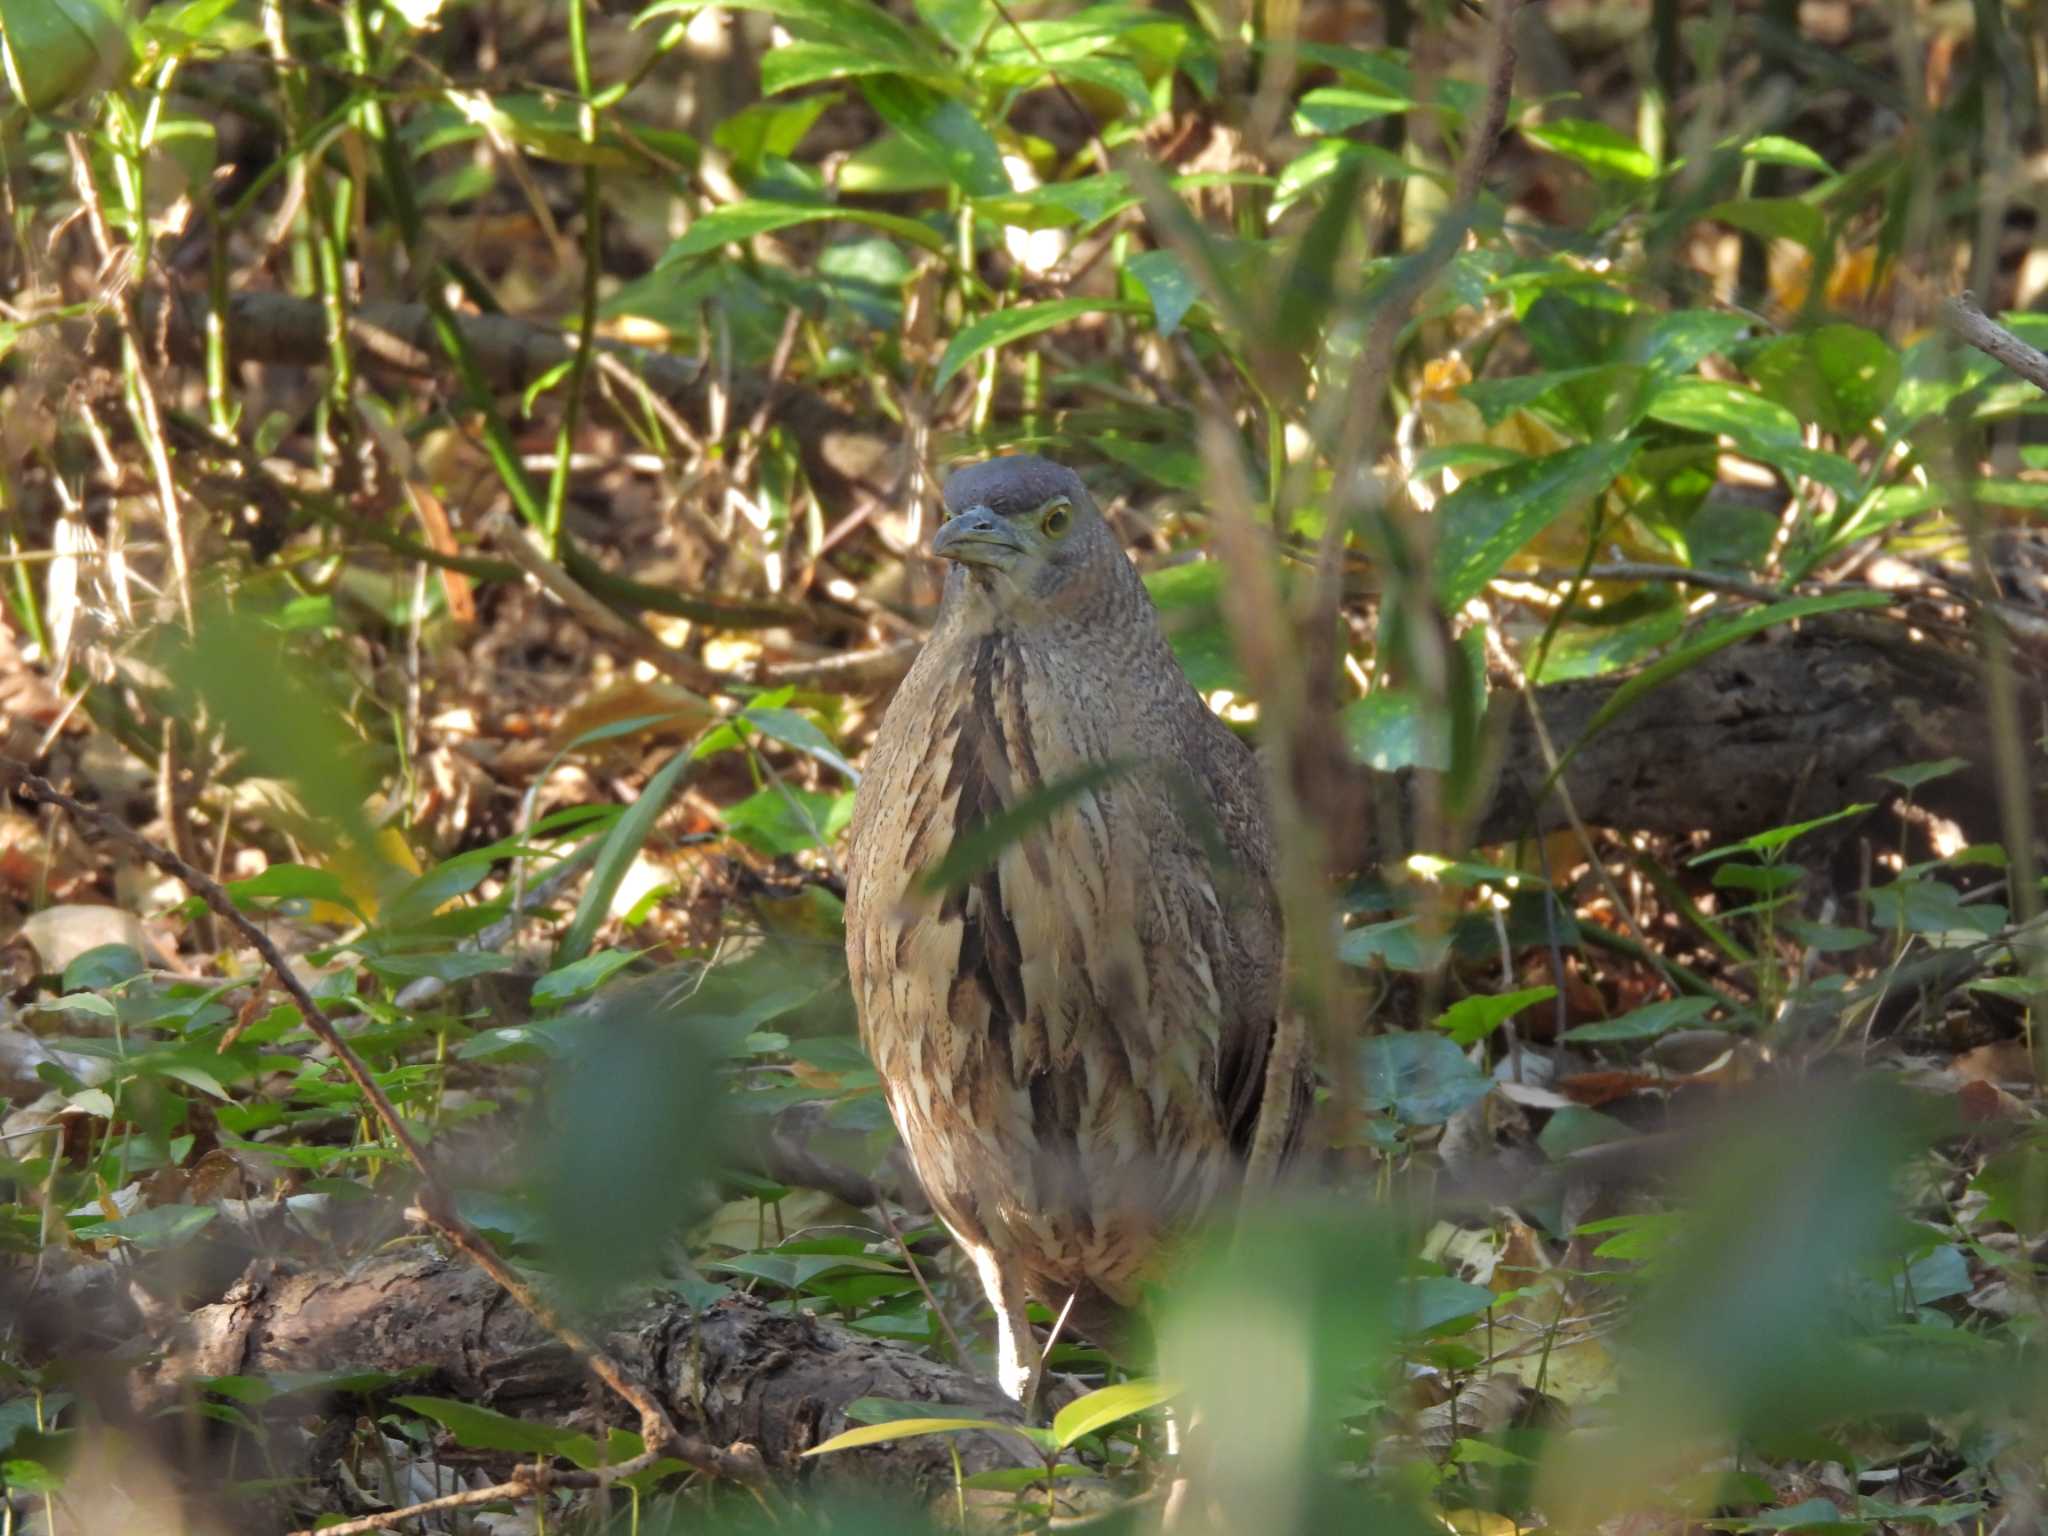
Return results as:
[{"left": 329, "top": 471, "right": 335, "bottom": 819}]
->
[
  {"left": 1649, "top": 377, "right": 1802, "bottom": 449},
  {"left": 932, "top": 298, "right": 1145, "bottom": 391},
  {"left": 1639, "top": 310, "right": 1752, "bottom": 378},
  {"left": 531, "top": 949, "right": 640, "bottom": 1009},
  {"left": 1867, "top": 878, "right": 2005, "bottom": 940},
  {"left": 0, "top": 0, "right": 128, "bottom": 109},
  {"left": 1342, "top": 689, "right": 1450, "bottom": 773},
  {"left": 722, "top": 785, "right": 853, "bottom": 855},
  {"left": 1560, "top": 995, "right": 1721, "bottom": 1043},
  {"left": 1648, "top": 377, "right": 1862, "bottom": 496},
  {"left": 1523, "top": 118, "right": 1656, "bottom": 180},
  {"left": 1145, "top": 559, "right": 1243, "bottom": 691},
  {"left": 1051, "top": 1378, "right": 1179, "bottom": 1448},
  {"left": 1337, "top": 917, "right": 1441, "bottom": 974},
  {"left": 1435, "top": 986, "right": 1556, "bottom": 1047},
  {"left": 742, "top": 705, "right": 858, "bottom": 781},
  {"left": 1434, "top": 439, "right": 1639, "bottom": 609},
  {"left": 1750, "top": 325, "right": 1899, "bottom": 439},
  {"left": 862, "top": 75, "right": 1007, "bottom": 197},
  {"left": 1402, "top": 1275, "right": 1494, "bottom": 1332},
  {"left": 1872, "top": 756, "right": 1968, "bottom": 791},
  {"left": 1359, "top": 1032, "right": 1490, "bottom": 1126},
  {"left": 1704, "top": 197, "right": 1824, "bottom": 252},
  {"left": 1778, "top": 920, "right": 1874, "bottom": 953},
  {"left": 1127, "top": 248, "right": 1198, "bottom": 337},
  {"left": 664, "top": 199, "right": 947, "bottom": 260}
]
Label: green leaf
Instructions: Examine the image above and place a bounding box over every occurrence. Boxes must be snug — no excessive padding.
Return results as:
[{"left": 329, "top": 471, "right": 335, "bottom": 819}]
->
[
  {"left": 531, "top": 949, "right": 641, "bottom": 1009},
  {"left": 1647, "top": 376, "right": 1861, "bottom": 496},
  {"left": 932, "top": 298, "right": 1144, "bottom": 391},
  {"left": 1560, "top": 995, "right": 1720, "bottom": 1043},
  {"left": 1127, "top": 248, "right": 1198, "bottom": 337},
  {"left": 1435, "top": 986, "right": 1556, "bottom": 1047},
  {"left": 663, "top": 199, "right": 947, "bottom": 260},
  {"left": 762, "top": 41, "right": 921, "bottom": 94},
  {"left": 1867, "top": 878, "right": 2005, "bottom": 940},
  {"left": 1051, "top": 1379, "right": 1179, "bottom": 1448},
  {"left": 1738, "top": 135, "right": 1834, "bottom": 174},
  {"left": 1690, "top": 801, "right": 1876, "bottom": 864},
  {"left": 1293, "top": 83, "right": 1412, "bottom": 134},
  {"left": 972, "top": 172, "right": 1137, "bottom": 234},
  {"left": 1704, "top": 197, "right": 1825, "bottom": 252},
  {"left": 1402, "top": 1275, "right": 1494, "bottom": 1332},
  {"left": 742, "top": 705, "right": 858, "bottom": 781},
  {"left": 1522, "top": 118, "right": 1657, "bottom": 180},
  {"left": 1144, "top": 559, "right": 1241, "bottom": 691},
  {"left": 804, "top": 1415, "right": 1046, "bottom": 1457},
  {"left": 0, "top": 0, "right": 129, "bottom": 109},
  {"left": 1434, "top": 439, "right": 1639, "bottom": 609},
  {"left": 395, "top": 1396, "right": 596, "bottom": 1461},
  {"left": 1337, "top": 917, "right": 1442, "bottom": 974},
  {"left": 1750, "top": 325, "right": 1899, "bottom": 439},
  {"left": 1342, "top": 689, "right": 1451, "bottom": 773},
  {"left": 72, "top": 1204, "right": 218, "bottom": 1250},
  {"left": 861, "top": 75, "right": 1008, "bottom": 197},
  {"left": 1359, "top": 1032, "right": 1490, "bottom": 1126},
  {"left": 1872, "top": 756, "right": 1968, "bottom": 791},
  {"left": 555, "top": 743, "right": 697, "bottom": 966},
  {"left": 723, "top": 785, "right": 853, "bottom": 855}
]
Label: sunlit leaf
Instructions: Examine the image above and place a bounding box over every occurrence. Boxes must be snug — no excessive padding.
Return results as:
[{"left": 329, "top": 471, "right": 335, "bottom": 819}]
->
[
  {"left": 1523, "top": 117, "right": 1657, "bottom": 181},
  {"left": 932, "top": 297, "right": 1145, "bottom": 391},
  {"left": 663, "top": 198, "right": 948, "bottom": 260},
  {"left": 1435, "top": 439, "right": 1640, "bottom": 609},
  {"left": 1750, "top": 325, "right": 1899, "bottom": 439},
  {"left": 1051, "top": 1378, "right": 1179, "bottom": 1448}
]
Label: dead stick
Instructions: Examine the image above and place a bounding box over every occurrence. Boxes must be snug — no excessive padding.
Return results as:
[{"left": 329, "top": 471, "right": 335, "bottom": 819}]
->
[
  {"left": 0, "top": 760, "right": 771, "bottom": 1510},
  {"left": 1943, "top": 295, "right": 2048, "bottom": 395}
]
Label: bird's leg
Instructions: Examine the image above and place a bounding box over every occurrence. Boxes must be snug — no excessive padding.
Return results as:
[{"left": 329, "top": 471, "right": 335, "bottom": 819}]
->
[{"left": 967, "top": 1243, "right": 1042, "bottom": 1410}]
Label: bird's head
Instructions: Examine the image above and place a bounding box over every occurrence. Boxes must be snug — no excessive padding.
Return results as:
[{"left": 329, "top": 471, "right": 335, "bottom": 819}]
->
[{"left": 933, "top": 456, "right": 1121, "bottom": 618}]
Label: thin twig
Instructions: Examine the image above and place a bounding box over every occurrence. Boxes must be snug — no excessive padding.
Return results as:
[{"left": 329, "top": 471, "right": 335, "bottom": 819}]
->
[
  {"left": 0, "top": 760, "right": 771, "bottom": 1512},
  {"left": 487, "top": 510, "right": 731, "bottom": 695},
  {"left": 1942, "top": 295, "right": 2048, "bottom": 395}
]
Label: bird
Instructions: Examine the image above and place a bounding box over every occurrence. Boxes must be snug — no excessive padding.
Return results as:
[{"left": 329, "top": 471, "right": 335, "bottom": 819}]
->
[{"left": 844, "top": 454, "right": 1308, "bottom": 1405}]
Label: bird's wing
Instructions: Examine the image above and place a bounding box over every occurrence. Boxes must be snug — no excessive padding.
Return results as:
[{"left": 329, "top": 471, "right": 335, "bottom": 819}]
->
[{"left": 1175, "top": 704, "right": 1293, "bottom": 1159}]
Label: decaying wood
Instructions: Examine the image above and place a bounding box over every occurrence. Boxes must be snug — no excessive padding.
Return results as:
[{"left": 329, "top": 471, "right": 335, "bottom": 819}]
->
[
  {"left": 122, "top": 1249, "right": 1031, "bottom": 1498},
  {"left": 1379, "top": 619, "right": 2035, "bottom": 868}
]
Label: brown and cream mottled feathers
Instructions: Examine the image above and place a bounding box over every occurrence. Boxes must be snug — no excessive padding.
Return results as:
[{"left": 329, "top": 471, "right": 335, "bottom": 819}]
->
[{"left": 845, "top": 455, "right": 1305, "bottom": 1397}]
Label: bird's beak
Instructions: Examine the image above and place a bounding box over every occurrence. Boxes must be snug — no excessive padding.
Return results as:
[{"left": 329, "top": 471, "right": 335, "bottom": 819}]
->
[{"left": 931, "top": 507, "right": 1029, "bottom": 570}]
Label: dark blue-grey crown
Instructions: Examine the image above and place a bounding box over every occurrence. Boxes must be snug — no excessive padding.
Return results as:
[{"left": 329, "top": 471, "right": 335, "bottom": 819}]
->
[{"left": 941, "top": 456, "right": 1089, "bottom": 520}]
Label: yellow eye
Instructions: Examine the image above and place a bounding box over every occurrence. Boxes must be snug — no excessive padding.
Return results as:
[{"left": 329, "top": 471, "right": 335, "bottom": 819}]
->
[{"left": 1042, "top": 499, "right": 1072, "bottom": 536}]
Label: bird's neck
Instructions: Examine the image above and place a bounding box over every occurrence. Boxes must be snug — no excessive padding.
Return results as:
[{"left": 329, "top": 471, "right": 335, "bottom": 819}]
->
[{"left": 938, "top": 549, "right": 1151, "bottom": 646}]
